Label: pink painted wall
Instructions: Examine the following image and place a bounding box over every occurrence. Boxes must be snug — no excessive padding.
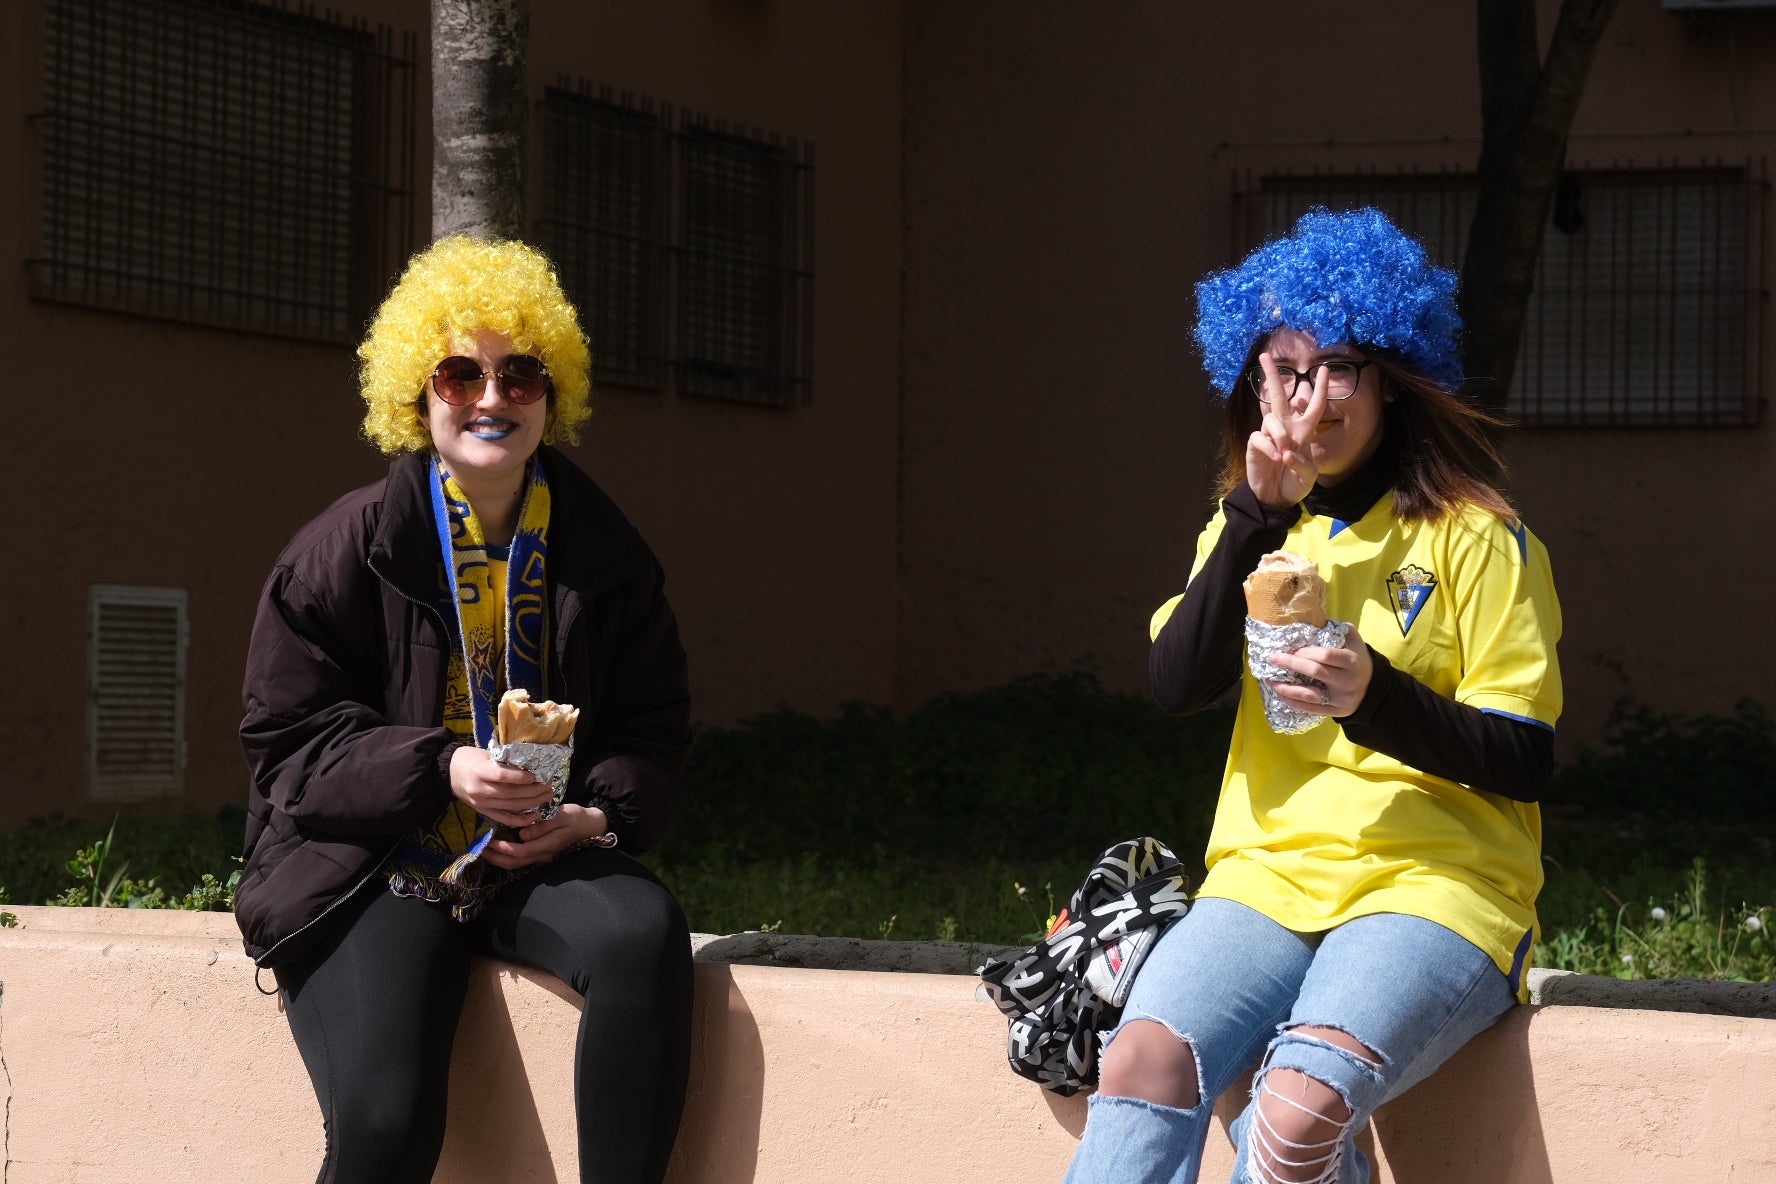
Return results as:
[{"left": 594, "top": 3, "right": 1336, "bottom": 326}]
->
[{"left": 2, "top": 908, "right": 1774, "bottom": 1181}]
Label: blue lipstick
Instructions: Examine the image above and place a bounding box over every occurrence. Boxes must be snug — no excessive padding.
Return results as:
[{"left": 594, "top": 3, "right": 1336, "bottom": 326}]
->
[{"left": 468, "top": 417, "right": 515, "bottom": 441}]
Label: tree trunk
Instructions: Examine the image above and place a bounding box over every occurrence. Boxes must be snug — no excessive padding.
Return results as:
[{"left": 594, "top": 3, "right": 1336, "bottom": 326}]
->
[
  {"left": 431, "top": 0, "right": 528, "bottom": 241},
  {"left": 1460, "top": 0, "right": 1619, "bottom": 412}
]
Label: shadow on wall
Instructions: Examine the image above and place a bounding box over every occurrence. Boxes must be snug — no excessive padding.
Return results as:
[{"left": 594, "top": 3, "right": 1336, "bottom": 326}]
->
[
  {"left": 442, "top": 964, "right": 576, "bottom": 1182},
  {"left": 1200, "top": 1012, "right": 1554, "bottom": 1184},
  {"left": 1370, "top": 1011, "right": 1551, "bottom": 1184},
  {"left": 668, "top": 966, "right": 766, "bottom": 1182},
  {"left": 440, "top": 960, "right": 769, "bottom": 1183},
  {"left": 1047, "top": 1087, "right": 1088, "bottom": 1140}
]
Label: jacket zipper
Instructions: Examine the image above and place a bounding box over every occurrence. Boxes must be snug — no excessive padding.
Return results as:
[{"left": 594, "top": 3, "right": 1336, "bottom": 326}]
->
[
  {"left": 255, "top": 850, "right": 398, "bottom": 968},
  {"left": 257, "top": 555, "right": 455, "bottom": 969}
]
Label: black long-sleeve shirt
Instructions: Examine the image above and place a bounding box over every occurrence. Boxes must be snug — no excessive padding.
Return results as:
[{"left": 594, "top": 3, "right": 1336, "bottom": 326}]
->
[{"left": 1149, "top": 457, "right": 1554, "bottom": 803}]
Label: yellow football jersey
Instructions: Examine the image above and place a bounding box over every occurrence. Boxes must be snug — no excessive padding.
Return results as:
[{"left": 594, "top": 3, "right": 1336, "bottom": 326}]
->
[{"left": 1151, "top": 493, "right": 1563, "bottom": 998}]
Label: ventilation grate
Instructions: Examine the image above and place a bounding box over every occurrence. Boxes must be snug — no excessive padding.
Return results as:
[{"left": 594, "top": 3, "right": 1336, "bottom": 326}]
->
[{"left": 88, "top": 585, "right": 187, "bottom": 801}]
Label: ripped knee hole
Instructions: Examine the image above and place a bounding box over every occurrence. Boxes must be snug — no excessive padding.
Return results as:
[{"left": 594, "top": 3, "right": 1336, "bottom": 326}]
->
[{"left": 1097, "top": 1018, "right": 1201, "bottom": 1110}]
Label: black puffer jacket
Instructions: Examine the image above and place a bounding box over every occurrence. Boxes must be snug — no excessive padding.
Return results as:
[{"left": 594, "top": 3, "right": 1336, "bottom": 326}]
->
[{"left": 237, "top": 446, "right": 690, "bottom": 966}]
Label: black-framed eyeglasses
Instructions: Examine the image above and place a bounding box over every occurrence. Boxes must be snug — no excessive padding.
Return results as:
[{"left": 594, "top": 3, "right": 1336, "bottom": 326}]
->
[
  {"left": 427, "top": 354, "right": 552, "bottom": 406},
  {"left": 1246, "top": 359, "right": 1375, "bottom": 404}
]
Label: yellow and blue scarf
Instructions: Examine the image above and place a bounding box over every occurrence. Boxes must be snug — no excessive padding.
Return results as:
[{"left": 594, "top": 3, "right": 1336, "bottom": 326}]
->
[{"left": 387, "top": 453, "right": 552, "bottom": 919}]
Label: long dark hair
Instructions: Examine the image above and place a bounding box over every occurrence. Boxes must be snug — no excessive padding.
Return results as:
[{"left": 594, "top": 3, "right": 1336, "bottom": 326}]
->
[{"left": 1213, "top": 343, "right": 1516, "bottom": 524}]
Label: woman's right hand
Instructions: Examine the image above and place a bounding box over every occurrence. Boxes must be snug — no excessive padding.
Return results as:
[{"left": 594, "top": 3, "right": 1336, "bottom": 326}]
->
[
  {"left": 1245, "top": 351, "right": 1328, "bottom": 508},
  {"left": 447, "top": 745, "right": 555, "bottom": 827}
]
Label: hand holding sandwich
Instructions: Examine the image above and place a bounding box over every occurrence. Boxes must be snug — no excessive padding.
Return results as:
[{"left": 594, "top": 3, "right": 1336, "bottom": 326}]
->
[
  {"left": 448, "top": 689, "right": 611, "bottom": 865},
  {"left": 1242, "top": 550, "right": 1362, "bottom": 731},
  {"left": 447, "top": 746, "right": 554, "bottom": 827},
  {"left": 481, "top": 804, "right": 610, "bottom": 869},
  {"left": 447, "top": 749, "right": 612, "bottom": 867},
  {"left": 1265, "top": 631, "right": 1373, "bottom": 718}
]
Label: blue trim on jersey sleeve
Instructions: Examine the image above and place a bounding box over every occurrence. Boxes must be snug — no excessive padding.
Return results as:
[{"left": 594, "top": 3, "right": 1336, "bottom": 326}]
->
[
  {"left": 1329, "top": 518, "right": 1351, "bottom": 538},
  {"left": 1507, "top": 520, "right": 1529, "bottom": 564},
  {"left": 1507, "top": 927, "right": 1534, "bottom": 995},
  {"left": 1482, "top": 706, "right": 1555, "bottom": 733}
]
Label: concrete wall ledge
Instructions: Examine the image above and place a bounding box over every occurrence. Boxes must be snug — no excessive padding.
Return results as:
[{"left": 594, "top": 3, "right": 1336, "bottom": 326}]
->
[
  {"left": 4, "top": 906, "right": 1774, "bottom": 1181},
  {"left": 695, "top": 928, "right": 1776, "bottom": 1019}
]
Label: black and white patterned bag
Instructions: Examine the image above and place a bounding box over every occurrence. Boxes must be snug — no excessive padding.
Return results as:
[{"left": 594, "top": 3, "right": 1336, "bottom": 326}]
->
[{"left": 977, "top": 837, "right": 1192, "bottom": 1096}]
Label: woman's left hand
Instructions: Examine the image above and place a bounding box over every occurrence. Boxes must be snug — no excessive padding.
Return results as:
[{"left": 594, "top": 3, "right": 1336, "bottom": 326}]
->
[
  {"left": 481, "top": 803, "right": 611, "bottom": 870},
  {"left": 1266, "top": 626, "right": 1374, "bottom": 718}
]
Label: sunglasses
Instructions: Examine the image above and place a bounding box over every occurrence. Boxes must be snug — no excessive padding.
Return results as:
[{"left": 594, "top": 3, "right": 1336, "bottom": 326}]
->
[{"left": 427, "top": 354, "right": 552, "bottom": 406}]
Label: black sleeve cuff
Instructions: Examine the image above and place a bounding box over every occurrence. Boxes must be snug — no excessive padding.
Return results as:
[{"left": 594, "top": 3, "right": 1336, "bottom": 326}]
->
[
  {"left": 1224, "top": 481, "right": 1305, "bottom": 535},
  {"left": 433, "top": 740, "right": 465, "bottom": 801},
  {"left": 1336, "top": 647, "right": 1554, "bottom": 803}
]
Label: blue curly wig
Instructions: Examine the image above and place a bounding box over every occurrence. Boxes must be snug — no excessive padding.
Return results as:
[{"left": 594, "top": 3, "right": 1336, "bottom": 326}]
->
[{"left": 1194, "top": 207, "right": 1464, "bottom": 397}]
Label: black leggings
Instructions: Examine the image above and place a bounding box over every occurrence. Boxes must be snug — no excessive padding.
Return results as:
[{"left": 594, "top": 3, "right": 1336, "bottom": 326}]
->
[{"left": 277, "top": 846, "right": 694, "bottom": 1184}]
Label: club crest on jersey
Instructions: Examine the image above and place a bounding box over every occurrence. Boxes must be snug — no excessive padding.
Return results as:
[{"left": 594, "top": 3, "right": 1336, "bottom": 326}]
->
[{"left": 1386, "top": 565, "right": 1437, "bottom": 635}]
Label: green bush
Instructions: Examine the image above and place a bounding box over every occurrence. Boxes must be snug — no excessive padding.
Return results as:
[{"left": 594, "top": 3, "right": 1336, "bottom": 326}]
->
[
  {"left": 675, "top": 672, "right": 1231, "bottom": 866},
  {"left": 1553, "top": 698, "right": 1776, "bottom": 840},
  {"left": 0, "top": 679, "right": 1769, "bottom": 982}
]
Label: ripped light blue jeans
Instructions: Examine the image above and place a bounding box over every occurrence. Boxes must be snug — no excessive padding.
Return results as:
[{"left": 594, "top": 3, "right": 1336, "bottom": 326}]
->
[{"left": 1063, "top": 897, "right": 1516, "bottom": 1184}]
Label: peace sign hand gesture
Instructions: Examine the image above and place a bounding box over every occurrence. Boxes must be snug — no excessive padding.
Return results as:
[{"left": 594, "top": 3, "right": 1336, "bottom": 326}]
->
[{"left": 1245, "top": 351, "right": 1329, "bottom": 509}]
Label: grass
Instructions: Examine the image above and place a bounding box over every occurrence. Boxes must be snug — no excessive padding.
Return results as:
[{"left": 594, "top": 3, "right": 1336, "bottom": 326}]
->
[{"left": 1, "top": 677, "right": 1770, "bottom": 982}]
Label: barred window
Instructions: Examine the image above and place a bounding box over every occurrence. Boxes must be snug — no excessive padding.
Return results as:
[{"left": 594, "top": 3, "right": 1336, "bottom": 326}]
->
[
  {"left": 30, "top": 0, "right": 417, "bottom": 341},
  {"left": 1241, "top": 161, "right": 1766, "bottom": 427},
  {"left": 674, "top": 119, "right": 814, "bottom": 407},
  {"left": 538, "top": 84, "right": 671, "bottom": 390}
]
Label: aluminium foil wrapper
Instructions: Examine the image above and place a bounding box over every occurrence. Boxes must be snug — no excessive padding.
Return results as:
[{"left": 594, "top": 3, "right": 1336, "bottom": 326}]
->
[
  {"left": 1244, "top": 617, "right": 1351, "bottom": 735},
  {"left": 488, "top": 739, "right": 573, "bottom": 821}
]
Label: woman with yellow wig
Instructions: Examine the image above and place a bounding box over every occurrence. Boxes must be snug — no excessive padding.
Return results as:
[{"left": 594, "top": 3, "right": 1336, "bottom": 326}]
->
[{"left": 237, "top": 236, "right": 694, "bottom": 1183}]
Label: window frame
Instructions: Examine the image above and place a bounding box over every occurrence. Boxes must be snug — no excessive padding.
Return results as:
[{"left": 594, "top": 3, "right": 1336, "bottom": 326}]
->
[
  {"left": 1236, "top": 159, "right": 1769, "bottom": 428},
  {"left": 670, "top": 114, "right": 815, "bottom": 409},
  {"left": 537, "top": 82, "right": 673, "bottom": 391},
  {"left": 27, "top": 0, "right": 418, "bottom": 343}
]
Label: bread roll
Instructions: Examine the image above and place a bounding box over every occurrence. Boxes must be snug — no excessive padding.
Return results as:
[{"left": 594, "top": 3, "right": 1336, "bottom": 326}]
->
[
  {"left": 497, "top": 688, "right": 580, "bottom": 746},
  {"left": 1242, "top": 550, "right": 1328, "bottom": 627}
]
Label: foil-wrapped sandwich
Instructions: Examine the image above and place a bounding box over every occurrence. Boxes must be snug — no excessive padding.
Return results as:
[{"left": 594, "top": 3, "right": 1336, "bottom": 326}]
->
[
  {"left": 1243, "top": 551, "right": 1329, "bottom": 627},
  {"left": 498, "top": 688, "right": 580, "bottom": 746},
  {"left": 489, "top": 689, "right": 580, "bottom": 824},
  {"left": 1243, "top": 551, "right": 1349, "bottom": 734}
]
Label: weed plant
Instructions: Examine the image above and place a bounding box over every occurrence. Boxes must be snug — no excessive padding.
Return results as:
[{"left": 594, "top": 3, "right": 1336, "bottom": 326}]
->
[
  {"left": 0, "top": 808, "right": 242, "bottom": 911},
  {"left": 1536, "top": 859, "right": 1774, "bottom": 981}
]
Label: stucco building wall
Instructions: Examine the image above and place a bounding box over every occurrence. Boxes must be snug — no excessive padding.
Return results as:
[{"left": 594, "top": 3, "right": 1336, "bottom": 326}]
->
[
  {"left": 897, "top": 1, "right": 1776, "bottom": 753},
  {"left": 0, "top": 0, "right": 904, "bottom": 825},
  {"left": 2, "top": 1, "right": 1771, "bottom": 825}
]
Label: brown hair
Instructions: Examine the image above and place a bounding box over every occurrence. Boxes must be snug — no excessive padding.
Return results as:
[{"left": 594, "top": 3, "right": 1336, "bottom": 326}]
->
[{"left": 1213, "top": 344, "right": 1516, "bottom": 524}]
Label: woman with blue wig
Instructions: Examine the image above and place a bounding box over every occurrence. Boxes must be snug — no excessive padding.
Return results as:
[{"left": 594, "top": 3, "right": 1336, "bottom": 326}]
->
[
  {"left": 1066, "top": 208, "right": 1562, "bottom": 1184},
  {"left": 238, "top": 236, "right": 694, "bottom": 1183}
]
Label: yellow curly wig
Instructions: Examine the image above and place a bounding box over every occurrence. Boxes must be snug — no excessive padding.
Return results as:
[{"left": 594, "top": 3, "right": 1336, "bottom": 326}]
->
[{"left": 358, "top": 236, "right": 593, "bottom": 454}]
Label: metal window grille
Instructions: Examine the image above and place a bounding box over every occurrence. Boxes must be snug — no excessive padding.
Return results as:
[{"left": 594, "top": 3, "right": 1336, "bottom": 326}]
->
[
  {"left": 88, "top": 586, "right": 188, "bottom": 801},
  {"left": 30, "top": 0, "right": 418, "bottom": 342},
  {"left": 1236, "top": 161, "right": 1768, "bottom": 427},
  {"left": 673, "top": 116, "right": 814, "bottom": 407},
  {"left": 538, "top": 82, "right": 671, "bottom": 390}
]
